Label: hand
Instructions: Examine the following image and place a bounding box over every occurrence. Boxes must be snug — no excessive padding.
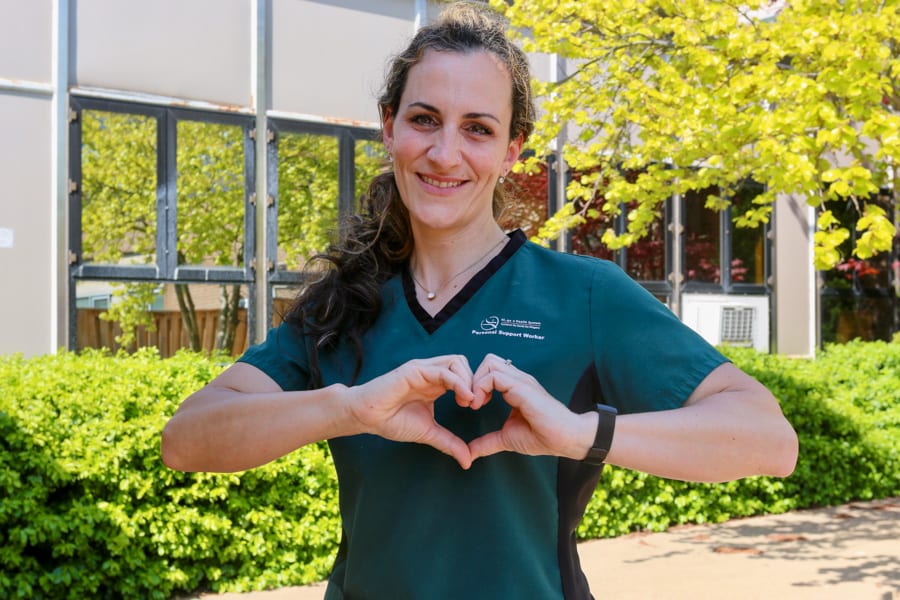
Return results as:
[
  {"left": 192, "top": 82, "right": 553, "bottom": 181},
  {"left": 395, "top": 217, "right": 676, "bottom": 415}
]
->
[
  {"left": 348, "top": 355, "right": 476, "bottom": 469},
  {"left": 467, "top": 354, "right": 594, "bottom": 462}
]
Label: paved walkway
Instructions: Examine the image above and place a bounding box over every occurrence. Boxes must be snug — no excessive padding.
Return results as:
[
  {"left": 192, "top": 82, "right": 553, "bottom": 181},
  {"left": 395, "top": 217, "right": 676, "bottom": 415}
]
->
[{"left": 195, "top": 497, "right": 899, "bottom": 599}]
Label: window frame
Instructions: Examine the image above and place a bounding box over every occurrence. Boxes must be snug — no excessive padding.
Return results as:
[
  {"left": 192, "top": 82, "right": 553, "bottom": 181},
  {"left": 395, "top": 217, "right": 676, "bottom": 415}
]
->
[{"left": 68, "top": 96, "right": 258, "bottom": 349}]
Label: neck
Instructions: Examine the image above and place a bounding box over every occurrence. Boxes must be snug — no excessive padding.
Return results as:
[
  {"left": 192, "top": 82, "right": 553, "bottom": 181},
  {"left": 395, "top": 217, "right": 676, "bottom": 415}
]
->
[{"left": 410, "top": 224, "right": 508, "bottom": 300}]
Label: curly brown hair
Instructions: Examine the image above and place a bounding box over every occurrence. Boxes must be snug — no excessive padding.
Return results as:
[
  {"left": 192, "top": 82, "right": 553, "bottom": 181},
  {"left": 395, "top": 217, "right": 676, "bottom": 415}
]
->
[{"left": 285, "top": 2, "right": 535, "bottom": 386}]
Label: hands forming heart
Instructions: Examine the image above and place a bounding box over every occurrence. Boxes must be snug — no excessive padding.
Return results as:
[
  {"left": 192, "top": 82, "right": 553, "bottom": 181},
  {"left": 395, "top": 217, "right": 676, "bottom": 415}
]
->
[{"left": 348, "top": 354, "right": 593, "bottom": 469}]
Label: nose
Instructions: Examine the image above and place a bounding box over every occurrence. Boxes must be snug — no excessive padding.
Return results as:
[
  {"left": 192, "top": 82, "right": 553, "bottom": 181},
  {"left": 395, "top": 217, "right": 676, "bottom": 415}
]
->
[{"left": 426, "top": 129, "right": 462, "bottom": 169}]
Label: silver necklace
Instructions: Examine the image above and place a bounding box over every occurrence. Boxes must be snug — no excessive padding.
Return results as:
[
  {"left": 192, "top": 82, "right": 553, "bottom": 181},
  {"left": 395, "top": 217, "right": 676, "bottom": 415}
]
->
[{"left": 411, "top": 236, "right": 507, "bottom": 301}]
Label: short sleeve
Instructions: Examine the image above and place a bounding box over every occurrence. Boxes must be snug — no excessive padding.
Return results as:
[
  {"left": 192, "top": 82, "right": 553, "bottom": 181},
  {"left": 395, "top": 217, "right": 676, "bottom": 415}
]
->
[
  {"left": 237, "top": 323, "right": 312, "bottom": 392},
  {"left": 589, "top": 261, "right": 728, "bottom": 414}
]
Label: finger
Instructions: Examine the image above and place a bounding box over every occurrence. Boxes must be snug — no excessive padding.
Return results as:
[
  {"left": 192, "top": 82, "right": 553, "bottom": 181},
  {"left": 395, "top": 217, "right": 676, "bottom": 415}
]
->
[
  {"left": 471, "top": 354, "right": 506, "bottom": 409},
  {"left": 419, "top": 423, "right": 473, "bottom": 470},
  {"left": 413, "top": 363, "right": 472, "bottom": 401},
  {"left": 440, "top": 367, "right": 475, "bottom": 406},
  {"left": 473, "top": 367, "right": 528, "bottom": 411},
  {"left": 447, "top": 356, "right": 475, "bottom": 407},
  {"left": 472, "top": 352, "right": 507, "bottom": 380},
  {"left": 448, "top": 354, "right": 474, "bottom": 380},
  {"left": 468, "top": 431, "right": 508, "bottom": 462}
]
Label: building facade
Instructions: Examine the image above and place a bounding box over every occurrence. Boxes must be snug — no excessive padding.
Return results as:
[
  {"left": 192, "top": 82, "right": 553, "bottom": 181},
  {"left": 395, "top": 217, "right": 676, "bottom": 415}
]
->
[{"left": 1, "top": 0, "right": 895, "bottom": 358}]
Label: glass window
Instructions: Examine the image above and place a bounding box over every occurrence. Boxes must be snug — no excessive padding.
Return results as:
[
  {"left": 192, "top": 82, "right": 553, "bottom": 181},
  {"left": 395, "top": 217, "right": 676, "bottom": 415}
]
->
[
  {"left": 500, "top": 164, "right": 549, "bottom": 238},
  {"left": 277, "top": 132, "right": 340, "bottom": 271},
  {"left": 81, "top": 110, "right": 157, "bottom": 265},
  {"left": 821, "top": 197, "right": 894, "bottom": 292},
  {"left": 176, "top": 119, "right": 246, "bottom": 267},
  {"left": 820, "top": 194, "right": 898, "bottom": 344},
  {"left": 355, "top": 137, "right": 387, "bottom": 205},
  {"left": 570, "top": 198, "right": 615, "bottom": 261},
  {"left": 730, "top": 185, "right": 766, "bottom": 285},
  {"left": 821, "top": 295, "right": 895, "bottom": 343},
  {"left": 75, "top": 280, "right": 248, "bottom": 356},
  {"left": 684, "top": 187, "right": 721, "bottom": 284},
  {"left": 623, "top": 202, "right": 666, "bottom": 281}
]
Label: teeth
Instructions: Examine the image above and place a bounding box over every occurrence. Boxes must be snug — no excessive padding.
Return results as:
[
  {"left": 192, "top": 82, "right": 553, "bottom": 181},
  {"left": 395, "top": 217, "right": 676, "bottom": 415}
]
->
[{"left": 421, "top": 175, "right": 463, "bottom": 189}]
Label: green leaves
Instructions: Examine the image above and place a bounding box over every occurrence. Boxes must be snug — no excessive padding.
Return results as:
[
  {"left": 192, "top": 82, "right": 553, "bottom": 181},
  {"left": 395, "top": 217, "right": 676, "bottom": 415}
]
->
[
  {"left": 3, "top": 344, "right": 900, "bottom": 595},
  {"left": 855, "top": 204, "right": 895, "bottom": 260},
  {"left": 0, "top": 351, "right": 339, "bottom": 598},
  {"left": 494, "top": 0, "right": 899, "bottom": 270}
]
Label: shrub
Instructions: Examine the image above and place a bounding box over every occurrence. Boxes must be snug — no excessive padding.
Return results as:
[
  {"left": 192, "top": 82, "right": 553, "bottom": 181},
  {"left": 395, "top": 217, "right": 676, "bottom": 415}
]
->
[
  {"left": 578, "top": 341, "right": 900, "bottom": 538},
  {"left": 1, "top": 342, "right": 898, "bottom": 598},
  {"left": 0, "top": 349, "right": 339, "bottom": 599}
]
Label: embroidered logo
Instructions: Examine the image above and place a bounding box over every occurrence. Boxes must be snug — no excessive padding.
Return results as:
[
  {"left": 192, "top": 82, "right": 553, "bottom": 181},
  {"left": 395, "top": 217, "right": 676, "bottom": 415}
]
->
[
  {"left": 480, "top": 316, "right": 500, "bottom": 331},
  {"left": 472, "top": 315, "right": 545, "bottom": 341}
]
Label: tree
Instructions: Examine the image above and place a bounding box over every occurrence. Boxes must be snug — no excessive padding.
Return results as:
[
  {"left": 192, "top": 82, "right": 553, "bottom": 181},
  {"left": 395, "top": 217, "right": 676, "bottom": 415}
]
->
[{"left": 491, "top": 0, "right": 899, "bottom": 270}]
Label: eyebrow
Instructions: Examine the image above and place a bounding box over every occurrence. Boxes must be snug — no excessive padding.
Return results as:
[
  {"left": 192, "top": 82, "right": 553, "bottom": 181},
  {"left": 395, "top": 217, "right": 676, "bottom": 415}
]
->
[{"left": 407, "top": 101, "right": 501, "bottom": 124}]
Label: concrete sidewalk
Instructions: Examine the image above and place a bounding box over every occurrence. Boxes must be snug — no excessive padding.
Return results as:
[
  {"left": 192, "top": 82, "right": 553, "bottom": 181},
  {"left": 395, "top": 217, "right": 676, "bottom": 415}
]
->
[{"left": 196, "top": 497, "right": 899, "bottom": 599}]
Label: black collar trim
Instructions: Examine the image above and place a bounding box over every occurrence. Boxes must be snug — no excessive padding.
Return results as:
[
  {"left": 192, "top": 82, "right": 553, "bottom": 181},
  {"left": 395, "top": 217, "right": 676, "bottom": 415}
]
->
[{"left": 402, "top": 229, "right": 526, "bottom": 334}]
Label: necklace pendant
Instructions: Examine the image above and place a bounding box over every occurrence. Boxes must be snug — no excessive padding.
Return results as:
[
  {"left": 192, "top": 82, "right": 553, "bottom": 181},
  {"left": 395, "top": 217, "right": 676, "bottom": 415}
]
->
[{"left": 426, "top": 291, "right": 436, "bottom": 300}]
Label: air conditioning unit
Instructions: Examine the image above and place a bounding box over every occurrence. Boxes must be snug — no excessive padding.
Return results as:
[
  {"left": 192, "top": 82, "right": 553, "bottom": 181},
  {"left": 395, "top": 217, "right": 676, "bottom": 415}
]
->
[{"left": 681, "top": 294, "right": 770, "bottom": 352}]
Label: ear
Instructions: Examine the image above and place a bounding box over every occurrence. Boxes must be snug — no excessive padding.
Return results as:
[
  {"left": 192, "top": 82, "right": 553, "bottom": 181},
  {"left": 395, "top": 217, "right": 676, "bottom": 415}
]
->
[
  {"left": 501, "top": 133, "right": 524, "bottom": 174},
  {"left": 382, "top": 109, "right": 395, "bottom": 153}
]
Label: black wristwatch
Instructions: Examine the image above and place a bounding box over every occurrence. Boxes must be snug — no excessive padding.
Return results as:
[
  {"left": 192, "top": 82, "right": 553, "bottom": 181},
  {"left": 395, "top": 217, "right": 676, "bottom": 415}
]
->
[{"left": 582, "top": 403, "right": 617, "bottom": 466}]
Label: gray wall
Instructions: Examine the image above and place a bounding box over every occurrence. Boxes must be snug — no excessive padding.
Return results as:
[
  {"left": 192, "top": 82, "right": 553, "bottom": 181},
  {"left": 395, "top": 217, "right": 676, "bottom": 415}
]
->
[
  {"left": 74, "top": 0, "right": 253, "bottom": 108},
  {"left": 0, "top": 0, "right": 55, "bottom": 356},
  {"left": 0, "top": 94, "right": 54, "bottom": 356}
]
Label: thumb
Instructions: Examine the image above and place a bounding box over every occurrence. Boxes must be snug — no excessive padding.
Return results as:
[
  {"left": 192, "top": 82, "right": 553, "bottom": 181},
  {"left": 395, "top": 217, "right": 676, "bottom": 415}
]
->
[
  {"left": 419, "top": 423, "right": 473, "bottom": 470},
  {"left": 468, "top": 431, "right": 508, "bottom": 462}
]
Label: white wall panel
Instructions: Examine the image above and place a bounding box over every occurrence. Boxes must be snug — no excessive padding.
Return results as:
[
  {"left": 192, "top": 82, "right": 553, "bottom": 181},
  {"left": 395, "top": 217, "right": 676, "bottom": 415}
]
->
[
  {"left": 271, "top": 0, "right": 413, "bottom": 123},
  {"left": 774, "top": 194, "right": 814, "bottom": 356},
  {"left": 0, "top": 0, "right": 52, "bottom": 82},
  {"left": 74, "top": 0, "right": 251, "bottom": 107},
  {"left": 0, "top": 94, "right": 53, "bottom": 356}
]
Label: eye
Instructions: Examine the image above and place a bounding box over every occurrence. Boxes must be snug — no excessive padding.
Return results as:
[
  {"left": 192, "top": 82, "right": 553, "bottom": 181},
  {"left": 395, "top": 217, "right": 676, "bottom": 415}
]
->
[
  {"left": 410, "top": 114, "right": 438, "bottom": 128},
  {"left": 466, "top": 122, "right": 494, "bottom": 136}
]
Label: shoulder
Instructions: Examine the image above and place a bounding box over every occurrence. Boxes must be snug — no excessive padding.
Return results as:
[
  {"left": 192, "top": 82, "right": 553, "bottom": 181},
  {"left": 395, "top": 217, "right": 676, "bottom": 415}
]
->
[
  {"left": 237, "top": 322, "right": 312, "bottom": 391},
  {"left": 517, "top": 238, "right": 625, "bottom": 282}
]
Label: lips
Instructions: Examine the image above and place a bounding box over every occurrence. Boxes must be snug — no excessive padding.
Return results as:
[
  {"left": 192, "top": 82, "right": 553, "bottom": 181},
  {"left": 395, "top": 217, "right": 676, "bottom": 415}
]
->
[{"left": 420, "top": 174, "right": 465, "bottom": 189}]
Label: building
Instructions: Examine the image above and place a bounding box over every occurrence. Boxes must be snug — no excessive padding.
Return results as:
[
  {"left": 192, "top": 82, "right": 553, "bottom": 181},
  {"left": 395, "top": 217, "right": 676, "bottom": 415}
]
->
[{"left": 1, "top": 0, "right": 896, "bottom": 358}]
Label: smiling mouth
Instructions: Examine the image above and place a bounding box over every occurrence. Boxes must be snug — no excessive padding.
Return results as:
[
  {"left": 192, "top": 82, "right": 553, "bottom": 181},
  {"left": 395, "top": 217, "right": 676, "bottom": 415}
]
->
[{"left": 420, "top": 174, "right": 464, "bottom": 189}]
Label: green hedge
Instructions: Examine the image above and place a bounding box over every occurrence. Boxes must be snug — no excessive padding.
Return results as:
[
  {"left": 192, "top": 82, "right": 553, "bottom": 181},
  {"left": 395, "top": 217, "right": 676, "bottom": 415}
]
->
[
  {"left": 580, "top": 341, "right": 900, "bottom": 537},
  {"left": 1, "top": 342, "right": 898, "bottom": 598}
]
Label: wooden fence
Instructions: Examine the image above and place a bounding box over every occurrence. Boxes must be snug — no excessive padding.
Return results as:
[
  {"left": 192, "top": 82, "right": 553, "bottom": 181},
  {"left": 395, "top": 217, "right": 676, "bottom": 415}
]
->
[{"left": 76, "top": 298, "right": 292, "bottom": 358}]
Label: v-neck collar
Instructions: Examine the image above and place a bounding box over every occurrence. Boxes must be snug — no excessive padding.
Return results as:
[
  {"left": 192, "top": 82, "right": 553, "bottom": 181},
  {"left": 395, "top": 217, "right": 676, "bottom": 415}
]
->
[{"left": 401, "top": 229, "right": 526, "bottom": 334}]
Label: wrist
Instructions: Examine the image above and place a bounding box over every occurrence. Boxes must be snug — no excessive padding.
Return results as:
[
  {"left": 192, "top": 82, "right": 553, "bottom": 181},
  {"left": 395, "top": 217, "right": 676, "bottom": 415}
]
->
[
  {"left": 333, "top": 383, "right": 372, "bottom": 437},
  {"left": 569, "top": 410, "right": 600, "bottom": 461}
]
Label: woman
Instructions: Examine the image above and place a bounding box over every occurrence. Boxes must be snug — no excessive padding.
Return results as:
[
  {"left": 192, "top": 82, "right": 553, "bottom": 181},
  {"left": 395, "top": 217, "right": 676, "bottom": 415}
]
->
[{"left": 162, "top": 3, "right": 798, "bottom": 598}]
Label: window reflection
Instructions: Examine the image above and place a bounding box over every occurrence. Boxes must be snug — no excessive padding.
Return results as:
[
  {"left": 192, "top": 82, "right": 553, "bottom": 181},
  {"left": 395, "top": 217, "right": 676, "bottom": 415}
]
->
[
  {"left": 820, "top": 193, "right": 898, "bottom": 344},
  {"left": 730, "top": 185, "right": 766, "bottom": 285},
  {"left": 623, "top": 204, "right": 665, "bottom": 281},
  {"left": 355, "top": 138, "right": 387, "bottom": 207},
  {"left": 277, "top": 132, "right": 340, "bottom": 270},
  {"left": 176, "top": 120, "right": 246, "bottom": 267},
  {"left": 684, "top": 187, "right": 721, "bottom": 284},
  {"left": 501, "top": 164, "right": 549, "bottom": 238},
  {"left": 81, "top": 110, "right": 157, "bottom": 265}
]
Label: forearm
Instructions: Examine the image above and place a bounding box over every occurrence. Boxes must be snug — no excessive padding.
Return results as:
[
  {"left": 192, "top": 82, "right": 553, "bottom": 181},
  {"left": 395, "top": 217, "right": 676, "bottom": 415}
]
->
[
  {"left": 161, "top": 382, "right": 359, "bottom": 473},
  {"left": 603, "top": 395, "right": 798, "bottom": 482}
]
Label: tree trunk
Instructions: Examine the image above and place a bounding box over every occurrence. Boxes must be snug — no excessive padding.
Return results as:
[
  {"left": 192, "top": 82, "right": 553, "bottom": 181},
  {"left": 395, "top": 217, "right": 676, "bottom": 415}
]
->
[
  {"left": 217, "top": 284, "right": 241, "bottom": 353},
  {"left": 174, "top": 283, "right": 201, "bottom": 351}
]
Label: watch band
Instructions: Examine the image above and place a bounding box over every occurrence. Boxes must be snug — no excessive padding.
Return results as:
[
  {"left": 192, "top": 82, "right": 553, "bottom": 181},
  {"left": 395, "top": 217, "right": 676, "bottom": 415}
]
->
[{"left": 582, "top": 403, "right": 617, "bottom": 466}]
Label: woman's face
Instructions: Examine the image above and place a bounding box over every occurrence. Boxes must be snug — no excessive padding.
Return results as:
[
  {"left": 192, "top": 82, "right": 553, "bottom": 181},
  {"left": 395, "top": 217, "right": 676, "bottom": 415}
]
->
[{"left": 382, "top": 49, "right": 523, "bottom": 237}]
